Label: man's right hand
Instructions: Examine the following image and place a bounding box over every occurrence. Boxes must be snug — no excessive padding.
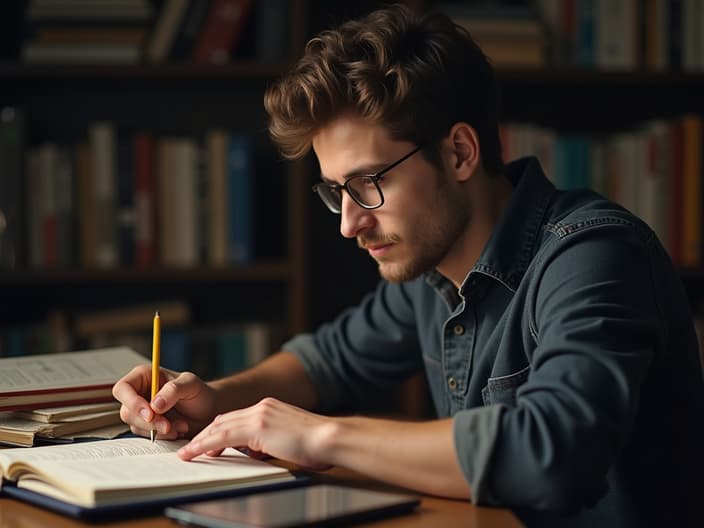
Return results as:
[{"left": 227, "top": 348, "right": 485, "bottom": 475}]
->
[{"left": 112, "top": 365, "right": 218, "bottom": 440}]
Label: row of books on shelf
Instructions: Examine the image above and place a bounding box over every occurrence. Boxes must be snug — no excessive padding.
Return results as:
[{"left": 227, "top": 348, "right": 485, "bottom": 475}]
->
[
  {"left": 0, "top": 108, "right": 268, "bottom": 270},
  {"left": 19, "top": 0, "right": 291, "bottom": 64},
  {"left": 500, "top": 113, "right": 703, "bottom": 268},
  {"left": 440, "top": 0, "right": 704, "bottom": 71},
  {"left": 0, "top": 302, "right": 284, "bottom": 383}
]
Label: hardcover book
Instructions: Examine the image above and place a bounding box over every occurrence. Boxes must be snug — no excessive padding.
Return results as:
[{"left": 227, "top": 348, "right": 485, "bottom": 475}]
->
[
  {"left": 0, "top": 347, "right": 146, "bottom": 411},
  {"left": 0, "top": 437, "right": 301, "bottom": 520}
]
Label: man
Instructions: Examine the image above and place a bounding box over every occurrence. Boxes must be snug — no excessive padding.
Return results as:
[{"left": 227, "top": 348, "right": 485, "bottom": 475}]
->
[{"left": 113, "top": 5, "right": 704, "bottom": 527}]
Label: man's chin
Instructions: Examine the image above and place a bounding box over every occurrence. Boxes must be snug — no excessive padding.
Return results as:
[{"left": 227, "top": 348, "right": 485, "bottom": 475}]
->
[{"left": 377, "top": 260, "right": 425, "bottom": 283}]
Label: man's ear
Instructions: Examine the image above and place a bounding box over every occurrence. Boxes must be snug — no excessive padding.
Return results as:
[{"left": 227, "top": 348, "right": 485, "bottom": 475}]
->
[{"left": 447, "top": 122, "right": 480, "bottom": 182}]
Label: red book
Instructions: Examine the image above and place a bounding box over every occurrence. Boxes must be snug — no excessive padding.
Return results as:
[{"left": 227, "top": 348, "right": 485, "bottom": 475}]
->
[
  {"left": 134, "top": 133, "right": 157, "bottom": 267},
  {"left": 192, "top": 0, "right": 252, "bottom": 64}
]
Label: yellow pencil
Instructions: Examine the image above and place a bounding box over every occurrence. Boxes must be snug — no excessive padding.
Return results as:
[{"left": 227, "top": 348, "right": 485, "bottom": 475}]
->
[{"left": 150, "top": 311, "right": 160, "bottom": 443}]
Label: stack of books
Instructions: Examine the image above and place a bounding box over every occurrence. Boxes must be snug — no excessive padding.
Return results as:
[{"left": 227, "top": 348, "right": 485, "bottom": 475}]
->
[
  {"left": 0, "top": 402, "right": 127, "bottom": 447},
  {"left": 21, "top": 0, "right": 154, "bottom": 64},
  {"left": 0, "top": 347, "right": 147, "bottom": 446}
]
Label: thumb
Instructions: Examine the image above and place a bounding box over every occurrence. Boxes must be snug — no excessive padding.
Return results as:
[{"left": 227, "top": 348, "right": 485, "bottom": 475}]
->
[{"left": 151, "top": 371, "right": 203, "bottom": 413}]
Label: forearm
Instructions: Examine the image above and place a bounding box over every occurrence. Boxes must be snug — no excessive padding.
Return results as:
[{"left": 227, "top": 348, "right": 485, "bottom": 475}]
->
[
  {"left": 321, "top": 416, "right": 472, "bottom": 499},
  {"left": 208, "top": 351, "right": 319, "bottom": 415}
]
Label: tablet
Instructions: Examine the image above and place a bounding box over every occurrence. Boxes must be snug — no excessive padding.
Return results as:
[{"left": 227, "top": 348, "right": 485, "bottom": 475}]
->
[{"left": 164, "top": 484, "right": 421, "bottom": 527}]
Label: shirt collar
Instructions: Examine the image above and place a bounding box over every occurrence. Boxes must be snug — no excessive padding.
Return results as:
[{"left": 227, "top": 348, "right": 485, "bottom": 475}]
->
[{"left": 425, "top": 156, "right": 556, "bottom": 299}]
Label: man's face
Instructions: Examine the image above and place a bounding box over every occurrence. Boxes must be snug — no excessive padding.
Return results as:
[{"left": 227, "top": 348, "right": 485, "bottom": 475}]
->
[{"left": 312, "top": 114, "right": 469, "bottom": 283}]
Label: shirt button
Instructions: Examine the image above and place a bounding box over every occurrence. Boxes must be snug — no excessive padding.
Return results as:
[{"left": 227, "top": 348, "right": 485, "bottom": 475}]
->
[
  {"left": 448, "top": 377, "right": 457, "bottom": 390},
  {"left": 453, "top": 324, "right": 465, "bottom": 335}
]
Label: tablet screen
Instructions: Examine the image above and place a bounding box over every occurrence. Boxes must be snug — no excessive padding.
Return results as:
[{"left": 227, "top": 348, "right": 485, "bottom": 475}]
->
[{"left": 164, "top": 484, "right": 420, "bottom": 527}]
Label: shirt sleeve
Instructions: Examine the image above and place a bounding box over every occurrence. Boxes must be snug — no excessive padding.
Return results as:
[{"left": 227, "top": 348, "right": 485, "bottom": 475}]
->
[
  {"left": 470, "top": 228, "right": 661, "bottom": 512},
  {"left": 282, "top": 279, "right": 425, "bottom": 412}
]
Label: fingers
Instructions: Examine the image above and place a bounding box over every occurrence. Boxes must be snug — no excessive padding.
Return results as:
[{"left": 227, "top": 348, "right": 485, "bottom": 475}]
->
[
  {"left": 177, "top": 398, "right": 283, "bottom": 461},
  {"left": 113, "top": 365, "right": 154, "bottom": 424},
  {"left": 151, "top": 371, "right": 203, "bottom": 413},
  {"left": 177, "top": 415, "right": 235, "bottom": 461},
  {"left": 113, "top": 365, "right": 185, "bottom": 434}
]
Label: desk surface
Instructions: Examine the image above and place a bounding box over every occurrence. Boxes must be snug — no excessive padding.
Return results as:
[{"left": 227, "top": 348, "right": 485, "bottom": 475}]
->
[{"left": 0, "top": 467, "right": 524, "bottom": 527}]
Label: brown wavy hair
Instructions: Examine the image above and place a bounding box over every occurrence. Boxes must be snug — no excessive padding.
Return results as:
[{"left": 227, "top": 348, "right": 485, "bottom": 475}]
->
[{"left": 264, "top": 3, "right": 503, "bottom": 175}]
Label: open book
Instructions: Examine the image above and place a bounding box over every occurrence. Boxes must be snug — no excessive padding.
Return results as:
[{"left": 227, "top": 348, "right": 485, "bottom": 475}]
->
[
  {"left": 0, "top": 437, "right": 299, "bottom": 518},
  {"left": 0, "top": 347, "right": 147, "bottom": 411}
]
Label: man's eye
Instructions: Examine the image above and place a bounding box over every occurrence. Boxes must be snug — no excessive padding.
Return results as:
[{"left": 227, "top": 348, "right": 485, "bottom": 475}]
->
[{"left": 359, "top": 176, "right": 376, "bottom": 186}]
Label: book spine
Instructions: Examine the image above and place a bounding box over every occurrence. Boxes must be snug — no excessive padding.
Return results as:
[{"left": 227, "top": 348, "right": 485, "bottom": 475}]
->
[
  {"left": 681, "top": 115, "right": 702, "bottom": 267},
  {"left": 134, "top": 132, "right": 157, "bottom": 267},
  {"left": 576, "top": 0, "right": 595, "bottom": 67},
  {"left": 254, "top": 0, "right": 289, "bottom": 61},
  {"left": 56, "top": 147, "right": 75, "bottom": 267},
  {"left": 157, "top": 139, "right": 175, "bottom": 265},
  {"left": 172, "top": 138, "right": 199, "bottom": 266},
  {"left": 227, "top": 135, "right": 252, "bottom": 264},
  {"left": 38, "top": 143, "right": 59, "bottom": 268},
  {"left": 216, "top": 329, "right": 247, "bottom": 377},
  {"left": 169, "top": 0, "right": 212, "bottom": 61},
  {"left": 25, "top": 150, "right": 42, "bottom": 268},
  {"left": 206, "top": 129, "right": 229, "bottom": 266},
  {"left": 668, "top": 119, "right": 684, "bottom": 266},
  {"left": 90, "top": 122, "right": 118, "bottom": 268},
  {"left": 75, "top": 142, "right": 97, "bottom": 268},
  {"left": 668, "top": 0, "right": 683, "bottom": 69},
  {"left": 595, "top": 0, "right": 638, "bottom": 70},
  {"left": 192, "top": 0, "right": 253, "bottom": 64},
  {"left": 161, "top": 329, "right": 190, "bottom": 372},
  {"left": 0, "top": 107, "right": 25, "bottom": 270},
  {"left": 117, "top": 133, "right": 136, "bottom": 266},
  {"left": 681, "top": 0, "right": 699, "bottom": 71},
  {"left": 145, "top": 0, "right": 190, "bottom": 63}
]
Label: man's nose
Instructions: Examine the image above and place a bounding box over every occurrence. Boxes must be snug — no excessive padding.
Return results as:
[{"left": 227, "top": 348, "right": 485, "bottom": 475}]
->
[{"left": 339, "top": 193, "right": 375, "bottom": 239}]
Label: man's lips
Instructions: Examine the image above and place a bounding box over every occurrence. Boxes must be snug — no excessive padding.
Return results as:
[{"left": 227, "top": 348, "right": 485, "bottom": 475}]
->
[{"left": 365, "top": 243, "right": 392, "bottom": 258}]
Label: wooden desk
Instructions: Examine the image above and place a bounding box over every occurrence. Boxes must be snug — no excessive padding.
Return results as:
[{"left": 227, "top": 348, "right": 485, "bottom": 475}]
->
[{"left": 0, "top": 467, "right": 524, "bottom": 527}]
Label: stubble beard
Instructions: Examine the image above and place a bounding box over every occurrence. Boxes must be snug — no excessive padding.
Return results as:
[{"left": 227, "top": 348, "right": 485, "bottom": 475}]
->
[{"left": 359, "top": 184, "right": 470, "bottom": 283}]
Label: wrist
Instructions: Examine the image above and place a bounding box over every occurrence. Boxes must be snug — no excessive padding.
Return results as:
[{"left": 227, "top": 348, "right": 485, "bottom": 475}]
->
[{"left": 312, "top": 417, "right": 346, "bottom": 467}]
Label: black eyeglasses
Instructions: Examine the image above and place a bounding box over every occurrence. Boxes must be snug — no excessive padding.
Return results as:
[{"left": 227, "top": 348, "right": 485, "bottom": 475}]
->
[{"left": 312, "top": 145, "right": 424, "bottom": 214}]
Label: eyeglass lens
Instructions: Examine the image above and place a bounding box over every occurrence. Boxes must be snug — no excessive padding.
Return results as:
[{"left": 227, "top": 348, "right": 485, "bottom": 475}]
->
[{"left": 319, "top": 175, "right": 382, "bottom": 212}]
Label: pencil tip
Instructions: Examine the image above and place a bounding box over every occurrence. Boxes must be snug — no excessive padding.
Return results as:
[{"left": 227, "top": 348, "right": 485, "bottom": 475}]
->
[
  {"left": 150, "top": 430, "right": 156, "bottom": 443},
  {"left": 155, "top": 310, "right": 159, "bottom": 317}
]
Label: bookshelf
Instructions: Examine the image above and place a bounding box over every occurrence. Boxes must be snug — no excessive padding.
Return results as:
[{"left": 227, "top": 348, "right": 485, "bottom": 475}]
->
[
  {"left": 0, "top": 1, "right": 310, "bottom": 371},
  {"left": 1, "top": 1, "right": 703, "bottom": 385}
]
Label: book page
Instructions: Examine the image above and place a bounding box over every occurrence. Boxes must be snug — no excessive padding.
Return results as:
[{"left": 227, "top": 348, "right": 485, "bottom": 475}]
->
[
  {"left": 0, "top": 437, "right": 185, "bottom": 468},
  {"left": 0, "top": 347, "right": 146, "bottom": 393},
  {"left": 0, "top": 438, "right": 293, "bottom": 507}
]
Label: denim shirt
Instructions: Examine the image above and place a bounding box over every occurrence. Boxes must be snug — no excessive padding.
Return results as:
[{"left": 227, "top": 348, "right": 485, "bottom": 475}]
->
[{"left": 284, "top": 157, "right": 704, "bottom": 527}]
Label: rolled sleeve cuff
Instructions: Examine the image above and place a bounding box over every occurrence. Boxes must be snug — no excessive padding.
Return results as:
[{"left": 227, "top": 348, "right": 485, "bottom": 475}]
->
[
  {"left": 453, "top": 404, "right": 505, "bottom": 504},
  {"left": 282, "top": 333, "right": 341, "bottom": 412}
]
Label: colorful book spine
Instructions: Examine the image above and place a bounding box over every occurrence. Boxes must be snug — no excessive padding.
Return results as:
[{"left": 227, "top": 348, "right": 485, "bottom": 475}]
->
[
  {"left": 192, "top": 0, "right": 253, "bottom": 64},
  {"left": 227, "top": 135, "right": 252, "bottom": 264}
]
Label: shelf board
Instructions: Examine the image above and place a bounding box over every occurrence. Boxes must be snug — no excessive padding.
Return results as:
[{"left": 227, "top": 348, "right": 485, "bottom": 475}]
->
[
  {"left": 0, "top": 260, "right": 292, "bottom": 283},
  {"left": 0, "top": 61, "right": 294, "bottom": 80},
  {"left": 496, "top": 68, "right": 704, "bottom": 85},
  {"left": 1, "top": 63, "right": 703, "bottom": 84}
]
